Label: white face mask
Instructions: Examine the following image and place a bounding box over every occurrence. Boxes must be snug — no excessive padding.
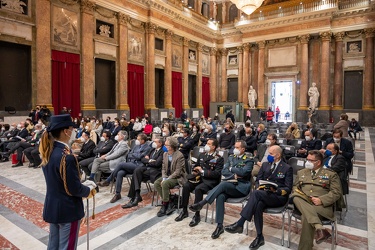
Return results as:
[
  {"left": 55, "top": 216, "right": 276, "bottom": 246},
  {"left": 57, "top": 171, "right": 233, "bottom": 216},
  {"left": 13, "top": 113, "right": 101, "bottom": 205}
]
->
[
  {"left": 115, "top": 135, "right": 119, "bottom": 141},
  {"left": 80, "top": 125, "right": 83, "bottom": 129},
  {"left": 34, "top": 129, "right": 40, "bottom": 134},
  {"left": 68, "top": 129, "right": 77, "bottom": 146},
  {"left": 42, "top": 124, "right": 46, "bottom": 130},
  {"left": 85, "top": 126, "right": 89, "bottom": 130},
  {"left": 152, "top": 142, "right": 158, "bottom": 148},
  {"left": 115, "top": 123, "right": 119, "bottom": 126},
  {"left": 17, "top": 124, "right": 21, "bottom": 129},
  {"left": 136, "top": 119, "right": 139, "bottom": 122},
  {"left": 204, "top": 129, "right": 208, "bottom": 133},
  {"left": 193, "top": 128, "right": 197, "bottom": 132},
  {"left": 333, "top": 138, "right": 340, "bottom": 143},
  {"left": 162, "top": 132, "right": 166, "bottom": 137},
  {"left": 305, "top": 161, "right": 314, "bottom": 169},
  {"left": 204, "top": 145, "right": 211, "bottom": 153},
  {"left": 80, "top": 137, "right": 86, "bottom": 143},
  {"left": 135, "top": 140, "right": 140, "bottom": 146},
  {"left": 265, "top": 139, "right": 271, "bottom": 146},
  {"left": 305, "top": 136, "right": 311, "bottom": 141},
  {"left": 100, "top": 136, "right": 105, "bottom": 142},
  {"left": 1, "top": 127, "right": 4, "bottom": 131},
  {"left": 177, "top": 128, "right": 181, "bottom": 132},
  {"left": 10, "top": 126, "right": 15, "bottom": 131},
  {"left": 96, "top": 121, "right": 99, "bottom": 124},
  {"left": 233, "top": 148, "right": 241, "bottom": 156}
]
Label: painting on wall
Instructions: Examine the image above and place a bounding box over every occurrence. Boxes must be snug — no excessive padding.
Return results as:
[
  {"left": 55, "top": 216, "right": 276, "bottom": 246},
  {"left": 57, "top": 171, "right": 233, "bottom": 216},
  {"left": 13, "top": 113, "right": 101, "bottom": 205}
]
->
[
  {"left": 202, "top": 53, "right": 209, "bottom": 74},
  {"left": 172, "top": 45, "right": 182, "bottom": 69},
  {"left": 346, "top": 40, "right": 362, "bottom": 53},
  {"left": 52, "top": 6, "right": 79, "bottom": 47},
  {"left": 128, "top": 30, "right": 144, "bottom": 63}
]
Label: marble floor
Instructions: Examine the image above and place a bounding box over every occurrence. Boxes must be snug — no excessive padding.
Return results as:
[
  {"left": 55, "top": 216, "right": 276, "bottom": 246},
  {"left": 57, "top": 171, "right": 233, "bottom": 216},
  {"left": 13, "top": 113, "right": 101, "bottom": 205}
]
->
[{"left": 0, "top": 128, "right": 374, "bottom": 250}]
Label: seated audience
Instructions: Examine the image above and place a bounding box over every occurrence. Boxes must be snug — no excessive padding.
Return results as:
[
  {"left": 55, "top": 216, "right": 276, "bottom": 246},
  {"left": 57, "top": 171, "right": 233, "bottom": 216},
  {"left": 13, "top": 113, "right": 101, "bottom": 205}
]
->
[
  {"left": 178, "top": 128, "right": 194, "bottom": 160},
  {"left": 256, "top": 124, "right": 267, "bottom": 144},
  {"left": 190, "top": 124, "right": 201, "bottom": 147},
  {"left": 286, "top": 122, "right": 301, "bottom": 139},
  {"left": 189, "top": 140, "right": 253, "bottom": 239},
  {"left": 348, "top": 118, "right": 362, "bottom": 140},
  {"left": 75, "top": 131, "right": 96, "bottom": 162},
  {"left": 297, "top": 129, "right": 322, "bottom": 158},
  {"left": 199, "top": 125, "right": 217, "bottom": 147},
  {"left": 0, "top": 122, "right": 29, "bottom": 155},
  {"left": 143, "top": 120, "right": 153, "bottom": 136},
  {"left": 253, "top": 133, "right": 278, "bottom": 178},
  {"left": 93, "top": 119, "right": 103, "bottom": 136},
  {"left": 154, "top": 137, "right": 186, "bottom": 217},
  {"left": 110, "top": 119, "right": 122, "bottom": 140},
  {"left": 240, "top": 126, "right": 257, "bottom": 154},
  {"left": 225, "top": 145, "right": 293, "bottom": 249},
  {"left": 218, "top": 123, "right": 236, "bottom": 151},
  {"left": 175, "top": 138, "right": 224, "bottom": 227},
  {"left": 132, "top": 117, "right": 143, "bottom": 139}
]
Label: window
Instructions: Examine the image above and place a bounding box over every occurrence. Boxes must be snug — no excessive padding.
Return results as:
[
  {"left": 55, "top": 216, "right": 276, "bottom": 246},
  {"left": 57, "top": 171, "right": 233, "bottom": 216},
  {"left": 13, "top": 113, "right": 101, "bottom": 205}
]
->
[{"left": 155, "top": 38, "right": 164, "bottom": 51}]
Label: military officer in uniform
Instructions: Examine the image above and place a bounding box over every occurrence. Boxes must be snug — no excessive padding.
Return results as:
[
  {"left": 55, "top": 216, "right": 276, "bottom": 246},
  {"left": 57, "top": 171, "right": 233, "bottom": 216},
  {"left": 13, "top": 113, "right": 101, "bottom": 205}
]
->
[
  {"left": 178, "top": 128, "right": 194, "bottom": 160},
  {"left": 175, "top": 138, "right": 224, "bottom": 227},
  {"left": 189, "top": 140, "right": 253, "bottom": 239},
  {"left": 291, "top": 150, "right": 342, "bottom": 250}
]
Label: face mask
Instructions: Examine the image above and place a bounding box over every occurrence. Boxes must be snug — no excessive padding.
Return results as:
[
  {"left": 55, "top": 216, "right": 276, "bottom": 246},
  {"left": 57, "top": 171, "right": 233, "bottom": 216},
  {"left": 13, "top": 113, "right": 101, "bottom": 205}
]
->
[
  {"left": 85, "top": 126, "right": 89, "bottom": 130},
  {"left": 257, "top": 127, "right": 260, "bottom": 132},
  {"left": 265, "top": 139, "right": 271, "bottom": 146},
  {"left": 42, "top": 124, "right": 46, "bottom": 130},
  {"left": 74, "top": 119, "right": 77, "bottom": 122},
  {"left": 305, "top": 161, "right": 314, "bottom": 169},
  {"left": 10, "top": 126, "right": 15, "bottom": 131},
  {"left": 224, "top": 128, "right": 229, "bottom": 133},
  {"left": 204, "top": 129, "right": 208, "bottom": 133},
  {"left": 193, "top": 128, "right": 197, "bottom": 132},
  {"left": 267, "top": 155, "right": 275, "bottom": 163},
  {"left": 162, "top": 132, "right": 166, "bottom": 136},
  {"left": 80, "top": 137, "right": 86, "bottom": 143},
  {"left": 115, "top": 122, "right": 119, "bottom": 126},
  {"left": 1, "top": 127, "right": 4, "bottom": 131},
  {"left": 152, "top": 142, "right": 157, "bottom": 148},
  {"left": 96, "top": 121, "right": 99, "bottom": 124},
  {"left": 233, "top": 148, "right": 241, "bottom": 156},
  {"left": 325, "top": 150, "right": 332, "bottom": 157},
  {"left": 34, "top": 130, "right": 40, "bottom": 134},
  {"left": 80, "top": 125, "right": 83, "bottom": 129},
  {"left": 305, "top": 136, "right": 311, "bottom": 141},
  {"left": 68, "top": 130, "right": 77, "bottom": 146},
  {"left": 100, "top": 136, "right": 105, "bottom": 142},
  {"left": 135, "top": 140, "right": 140, "bottom": 146},
  {"left": 333, "top": 138, "right": 340, "bottom": 143},
  {"left": 204, "top": 145, "right": 211, "bottom": 153},
  {"left": 120, "top": 119, "right": 124, "bottom": 122},
  {"left": 115, "top": 135, "right": 119, "bottom": 141},
  {"left": 177, "top": 128, "right": 181, "bottom": 132},
  {"left": 17, "top": 124, "right": 21, "bottom": 129},
  {"left": 136, "top": 119, "right": 139, "bottom": 122}
]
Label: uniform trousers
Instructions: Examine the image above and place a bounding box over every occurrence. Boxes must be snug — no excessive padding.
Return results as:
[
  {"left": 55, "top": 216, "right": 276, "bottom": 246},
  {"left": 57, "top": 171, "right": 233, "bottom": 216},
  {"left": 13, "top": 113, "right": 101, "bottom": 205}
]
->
[
  {"left": 205, "top": 181, "right": 248, "bottom": 224},
  {"left": 47, "top": 220, "right": 80, "bottom": 250},
  {"left": 240, "top": 190, "right": 287, "bottom": 235},
  {"left": 181, "top": 181, "right": 211, "bottom": 209}
]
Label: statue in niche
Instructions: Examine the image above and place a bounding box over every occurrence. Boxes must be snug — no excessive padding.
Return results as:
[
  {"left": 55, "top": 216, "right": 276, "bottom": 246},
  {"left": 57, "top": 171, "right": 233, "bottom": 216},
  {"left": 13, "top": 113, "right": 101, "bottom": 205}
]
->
[
  {"left": 99, "top": 24, "right": 111, "bottom": 37},
  {"left": 1, "top": 0, "right": 26, "bottom": 14},
  {"left": 248, "top": 85, "right": 257, "bottom": 109},
  {"left": 189, "top": 50, "right": 196, "bottom": 60},
  {"left": 308, "top": 82, "right": 320, "bottom": 111}
]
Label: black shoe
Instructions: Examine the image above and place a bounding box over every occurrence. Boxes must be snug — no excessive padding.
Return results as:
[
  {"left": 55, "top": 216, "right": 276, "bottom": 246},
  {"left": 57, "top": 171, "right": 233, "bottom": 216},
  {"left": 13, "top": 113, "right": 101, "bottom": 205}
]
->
[
  {"left": 157, "top": 204, "right": 168, "bottom": 217},
  {"left": 211, "top": 225, "right": 224, "bottom": 239},
  {"left": 131, "top": 196, "right": 143, "bottom": 206},
  {"left": 122, "top": 199, "right": 135, "bottom": 209},
  {"left": 175, "top": 210, "right": 188, "bottom": 222},
  {"left": 225, "top": 222, "right": 243, "bottom": 234},
  {"left": 110, "top": 194, "right": 121, "bottom": 203},
  {"left": 189, "top": 215, "right": 201, "bottom": 227},
  {"left": 249, "top": 236, "right": 265, "bottom": 249},
  {"left": 165, "top": 202, "right": 176, "bottom": 215},
  {"left": 189, "top": 203, "right": 203, "bottom": 213},
  {"left": 12, "top": 162, "right": 23, "bottom": 168},
  {"left": 28, "top": 163, "right": 35, "bottom": 168}
]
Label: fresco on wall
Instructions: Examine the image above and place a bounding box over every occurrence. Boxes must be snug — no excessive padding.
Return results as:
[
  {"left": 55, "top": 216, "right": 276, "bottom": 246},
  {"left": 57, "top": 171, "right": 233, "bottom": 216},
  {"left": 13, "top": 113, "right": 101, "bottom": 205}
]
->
[
  {"left": 128, "top": 30, "right": 144, "bottom": 63},
  {"left": 172, "top": 45, "right": 182, "bottom": 69},
  {"left": 52, "top": 6, "right": 79, "bottom": 47},
  {"left": 202, "top": 53, "right": 209, "bottom": 74}
]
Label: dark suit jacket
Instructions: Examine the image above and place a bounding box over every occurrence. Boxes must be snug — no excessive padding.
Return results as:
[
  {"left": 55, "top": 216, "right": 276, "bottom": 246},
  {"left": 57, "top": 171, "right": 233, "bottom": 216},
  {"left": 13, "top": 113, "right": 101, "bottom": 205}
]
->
[
  {"left": 240, "top": 135, "right": 257, "bottom": 154},
  {"left": 110, "top": 126, "right": 122, "bottom": 140},
  {"left": 77, "top": 139, "right": 96, "bottom": 161},
  {"left": 256, "top": 161, "right": 293, "bottom": 195},
  {"left": 199, "top": 132, "right": 217, "bottom": 146},
  {"left": 16, "top": 128, "right": 29, "bottom": 140},
  {"left": 42, "top": 142, "right": 90, "bottom": 223},
  {"left": 140, "top": 147, "right": 164, "bottom": 182},
  {"left": 178, "top": 136, "right": 194, "bottom": 159},
  {"left": 93, "top": 139, "right": 115, "bottom": 156},
  {"left": 297, "top": 139, "right": 322, "bottom": 157},
  {"left": 324, "top": 154, "right": 348, "bottom": 194},
  {"left": 194, "top": 152, "right": 224, "bottom": 188},
  {"left": 325, "top": 137, "right": 354, "bottom": 172}
]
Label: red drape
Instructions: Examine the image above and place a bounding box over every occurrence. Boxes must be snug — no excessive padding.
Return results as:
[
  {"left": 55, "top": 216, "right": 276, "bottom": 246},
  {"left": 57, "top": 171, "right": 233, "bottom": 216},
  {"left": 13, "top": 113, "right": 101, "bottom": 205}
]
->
[
  {"left": 172, "top": 72, "right": 183, "bottom": 117},
  {"left": 202, "top": 76, "right": 210, "bottom": 117},
  {"left": 128, "top": 64, "right": 145, "bottom": 119},
  {"left": 51, "top": 50, "right": 81, "bottom": 118}
]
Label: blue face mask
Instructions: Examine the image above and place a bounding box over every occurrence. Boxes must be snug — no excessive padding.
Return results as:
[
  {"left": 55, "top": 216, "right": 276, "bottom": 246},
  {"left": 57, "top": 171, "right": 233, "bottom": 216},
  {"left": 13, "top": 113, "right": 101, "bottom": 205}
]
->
[
  {"left": 325, "top": 150, "right": 332, "bottom": 157},
  {"left": 267, "top": 155, "right": 275, "bottom": 163}
]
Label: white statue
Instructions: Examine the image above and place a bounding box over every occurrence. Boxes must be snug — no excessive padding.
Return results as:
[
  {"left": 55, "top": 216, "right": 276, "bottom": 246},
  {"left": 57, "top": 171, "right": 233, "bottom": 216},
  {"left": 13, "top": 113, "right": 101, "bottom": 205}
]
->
[
  {"left": 99, "top": 25, "right": 111, "bottom": 37},
  {"left": 248, "top": 85, "right": 257, "bottom": 109},
  {"left": 308, "top": 82, "right": 320, "bottom": 111}
]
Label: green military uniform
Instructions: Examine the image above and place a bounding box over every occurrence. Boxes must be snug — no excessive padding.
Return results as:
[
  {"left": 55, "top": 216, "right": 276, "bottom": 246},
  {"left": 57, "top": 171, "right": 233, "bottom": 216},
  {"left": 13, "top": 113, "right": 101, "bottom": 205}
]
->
[{"left": 291, "top": 167, "right": 342, "bottom": 250}]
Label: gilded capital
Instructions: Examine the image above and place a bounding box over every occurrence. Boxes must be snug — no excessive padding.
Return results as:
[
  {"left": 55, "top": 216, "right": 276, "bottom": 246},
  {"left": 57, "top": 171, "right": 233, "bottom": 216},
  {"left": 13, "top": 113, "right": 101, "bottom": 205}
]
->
[
  {"left": 220, "top": 48, "right": 228, "bottom": 56},
  {"left": 183, "top": 38, "right": 189, "bottom": 47},
  {"left": 146, "top": 22, "right": 157, "bottom": 34},
  {"left": 237, "top": 46, "right": 243, "bottom": 54},
  {"left": 242, "top": 43, "right": 250, "bottom": 52},
  {"left": 165, "top": 30, "right": 174, "bottom": 40},
  {"left": 364, "top": 28, "right": 375, "bottom": 38},
  {"left": 320, "top": 31, "right": 332, "bottom": 41},
  {"left": 117, "top": 12, "right": 130, "bottom": 25},
  {"left": 197, "top": 43, "right": 204, "bottom": 52},
  {"left": 299, "top": 34, "right": 310, "bottom": 44},
  {"left": 257, "top": 41, "right": 266, "bottom": 49},
  {"left": 81, "top": 0, "right": 95, "bottom": 14},
  {"left": 210, "top": 47, "right": 217, "bottom": 56},
  {"left": 334, "top": 32, "right": 345, "bottom": 42}
]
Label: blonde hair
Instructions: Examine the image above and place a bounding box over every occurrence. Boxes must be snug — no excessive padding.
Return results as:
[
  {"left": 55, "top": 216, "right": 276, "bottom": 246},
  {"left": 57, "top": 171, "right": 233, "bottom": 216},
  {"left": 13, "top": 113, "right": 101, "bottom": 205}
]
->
[{"left": 39, "top": 131, "right": 54, "bottom": 166}]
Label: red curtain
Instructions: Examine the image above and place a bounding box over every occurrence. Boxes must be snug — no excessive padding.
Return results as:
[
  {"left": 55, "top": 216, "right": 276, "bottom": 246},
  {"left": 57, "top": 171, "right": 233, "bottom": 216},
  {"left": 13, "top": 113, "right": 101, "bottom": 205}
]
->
[
  {"left": 202, "top": 76, "right": 210, "bottom": 117},
  {"left": 172, "top": 72, "right": 183, "bottom": 117},
  {"left": 128, "top": 64, "right": 145, "bottom": 119},
  {"left": 51, "top": 50, "right": 81, "bottom": 118}
]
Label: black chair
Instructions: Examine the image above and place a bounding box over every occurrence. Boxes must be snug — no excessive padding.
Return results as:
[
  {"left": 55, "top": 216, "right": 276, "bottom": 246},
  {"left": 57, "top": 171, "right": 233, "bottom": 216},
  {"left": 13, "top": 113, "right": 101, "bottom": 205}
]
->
[
  {"left": 287, "top": 157, "right": 306, "bottom": 175},
  {"left": 263, "top": 200, "right": 290, "bottom": 246}
]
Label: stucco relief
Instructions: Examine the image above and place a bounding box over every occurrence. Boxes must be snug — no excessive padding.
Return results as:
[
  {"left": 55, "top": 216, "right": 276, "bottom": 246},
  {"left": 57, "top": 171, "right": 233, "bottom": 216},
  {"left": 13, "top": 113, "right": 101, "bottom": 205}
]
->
[
  {"left": 52, "top": 6, "right": 79, "bottom": 47},
  {"left": 128, "top": 30, "right": 144, "bottom": 63},
  {"left": 172, "top": 44, "right": 182, "bottom": 69},
  {"left": 201, "top": 53, "right": 209, "bottom": 75}
]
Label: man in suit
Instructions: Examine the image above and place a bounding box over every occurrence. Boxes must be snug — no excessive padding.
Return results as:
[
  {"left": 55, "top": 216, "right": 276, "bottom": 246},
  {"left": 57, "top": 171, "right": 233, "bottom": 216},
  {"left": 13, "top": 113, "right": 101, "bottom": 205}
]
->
[
  {"left": 291, "top": 150, "right": 342, "bottom": 250},
  {"left": 178, "top": 128, "right": 194, "bottom": 159},
  {"left": 348, "top": 118, "right": 362, "bottom": 140},
  {"left": 189, "top": 140, "right": 253, "bottom": 239},
  {"left": 122, "top": 137, "right": 165, "bottom": 208},
  {"left": 175, "top": 138, "right": 224, "bottom": 227},
  {"left": 199, "top": 124, "right": 217, "bottom": 146},
  {"left": 99, "top": 133, "right": 150, "bottom": 203},
  {"left": 252, "top": 133, "right": 278, "bottom": 179},
  {"left": 80, "top": 131, "right": 115, "bottom": 175},
  {"left": 225, "top": 145, "right": 293, "bottom": 249},
  {"left": 89, "top": 130, "right": 129, "bottom": 183},
  {"left": 29, "top": 106, "right": 42, "bottom": 125},
  {"left": 218, "top": 123, "right": 236, "bottom": 151},
  {"left": 297, "top": 129, "right": 322, "bottom": 158},
  {"left": 240, "top": 126, "right": 257, "bottom": 154},
  {"left": 325, "top": 128, "right": 354, "bottom": 173},
  {"left": 154, "top": 136, "right": 187, "bottom": 217},
  {"left": 0, "top": 122, "right": 29, "bottom": 155},
  {"left": 75, "top": 131, "right": 96, "bottom": 162},
  {"left": 321, "top": 143, "right": 349, "bottom": 195}
]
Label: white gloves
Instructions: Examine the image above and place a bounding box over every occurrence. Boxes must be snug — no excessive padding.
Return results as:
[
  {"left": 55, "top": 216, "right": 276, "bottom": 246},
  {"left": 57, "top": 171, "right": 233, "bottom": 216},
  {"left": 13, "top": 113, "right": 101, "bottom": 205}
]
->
[{"left": 82, "top": 180, "right": 97, "bottom": 191}]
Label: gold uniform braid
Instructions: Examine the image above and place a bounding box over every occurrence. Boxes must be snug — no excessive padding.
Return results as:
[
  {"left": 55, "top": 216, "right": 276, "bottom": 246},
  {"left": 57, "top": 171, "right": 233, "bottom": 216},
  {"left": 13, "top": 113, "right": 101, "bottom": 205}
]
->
[{"left": 59, "top": 147, "right": 81, "bottom": 196}]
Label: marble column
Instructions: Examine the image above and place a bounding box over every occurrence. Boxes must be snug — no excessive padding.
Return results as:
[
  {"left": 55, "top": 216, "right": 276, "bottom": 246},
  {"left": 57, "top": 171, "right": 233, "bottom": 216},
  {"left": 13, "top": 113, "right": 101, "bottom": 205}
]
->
[
  {"left": 183, "top": 38, "right": 190, "bottom": 109},
  {"left": 242, "top": 44, "right": 250, "bottom": 108},
  {"left": 164, "top": 30, "right": 173, "bottom": 109},
  {"left": 333, "top": 32, "right": 345, "bottom": 109},
  {"left": 80, "top": 0, "right": 96, "bottom": 111},
  {"left": 145, "top": 22, "right": 157, "bottom": 110},
  {"left": 210, "top": 48, "right": 217, "bottom": 102},
  {"left": 299, "top": 34, "right": 310, "bottom": 109},
  {"left": 35, "top": 1, "right": 52, "bottom": 109},
  {"left": 237, "top": 46, "right": 244, "bottom": 104},
  {"left": 319, "top": 31, "right": 332, "bottom": 109},
  {"left": 257, "top": 41, "right": 266, "bottom": 109},
  {"left": 221, "top": 48, "right": 228, "bottom": 101},
  {"left": 117, "top": 13, "right": 130, "bottom": 110},
  {"left": 197, "top": 43, "right": 203, "bottom": 108},
  {"left": 364, "top": 28, "right": 375, "bottom": 109}
]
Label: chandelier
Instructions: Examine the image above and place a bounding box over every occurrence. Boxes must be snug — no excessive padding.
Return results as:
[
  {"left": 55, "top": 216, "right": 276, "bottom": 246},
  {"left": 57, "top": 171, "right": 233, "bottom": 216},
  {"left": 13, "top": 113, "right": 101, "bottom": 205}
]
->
[{"left": 231, "top": 0, "right": 264, "bottom": 15}]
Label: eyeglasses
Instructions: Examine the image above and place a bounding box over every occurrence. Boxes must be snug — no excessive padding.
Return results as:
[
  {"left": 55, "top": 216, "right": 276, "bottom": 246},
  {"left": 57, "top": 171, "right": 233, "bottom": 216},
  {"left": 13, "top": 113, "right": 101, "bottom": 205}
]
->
[{"left": 306, "top": 159, "right": 318, "bottom": 163}]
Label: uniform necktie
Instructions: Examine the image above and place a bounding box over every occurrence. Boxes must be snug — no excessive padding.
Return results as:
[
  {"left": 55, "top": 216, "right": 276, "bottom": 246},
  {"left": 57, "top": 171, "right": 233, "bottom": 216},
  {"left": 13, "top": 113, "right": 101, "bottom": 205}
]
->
[
  {"left": 312, "top": 170, "right": 316, "bottom": 177},
  {"left": 270, "top": 163, "right": 276, "bottom": 173}
]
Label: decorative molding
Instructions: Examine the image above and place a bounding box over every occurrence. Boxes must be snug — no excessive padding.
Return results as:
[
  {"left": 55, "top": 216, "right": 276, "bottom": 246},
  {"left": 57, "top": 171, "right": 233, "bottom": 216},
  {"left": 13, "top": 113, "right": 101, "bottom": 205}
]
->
[
  {"left": 96, "top": 6, "right": 115, "bottom": 19},
  {"left": 364, "top": 28, "right": 375, "bottom": 38},
  {"left": 58, "top": 0, "right": 78, "bottom": 6},
  {"left": 257, "top": 41, "right": 266, "bottom": 49},
  {"left": 183, "top": 38, "right": 189, "bottom": 47},
  {"left": 146, "top": 22, "right": 157, "bottom": 34},
  {"left": 81, "top": 0, "right": 96, "bottom": 14},
  {"left": 210, "top": 47, "right": 217, "bottom": 56},
  {"left": 320, "top": 31, "right": 332, "bottom": 41},
  {"left": 334, "top": 32, "right": 345, "bottom": 42},
  {"left": 197, "top": 43, "right": 203, "bottom": 52},
  {"left": 237, "top": 46, "right": 243, "bottom": 54},
  {"left": 299, "top": 34, "right": 310, "bottom": 44},
  {"left": 165, "top": 30, "right": 174, "bottom": 40},
  {"left": 117, "top": 12, "right": 130, "bottom": 25},
  {"left": 242, "top": 43, "right": 250, "bottom": 51},
  {"left": 220, "top": 48, "right": 228, "bottom": 56}
]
